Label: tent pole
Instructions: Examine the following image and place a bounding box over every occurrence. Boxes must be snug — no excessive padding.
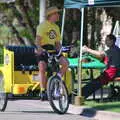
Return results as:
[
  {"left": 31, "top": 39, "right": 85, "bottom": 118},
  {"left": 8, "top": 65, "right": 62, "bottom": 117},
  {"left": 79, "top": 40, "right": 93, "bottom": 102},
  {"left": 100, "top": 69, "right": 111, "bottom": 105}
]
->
[
  {"left": 78, "top": 7, "right": 84, "bottom": 96},
  {"left": 75, "top": 7, "right": 84, "bottom": 105},
  {"left": 61, "top": 8, "right": 66, "bottom": 44}
]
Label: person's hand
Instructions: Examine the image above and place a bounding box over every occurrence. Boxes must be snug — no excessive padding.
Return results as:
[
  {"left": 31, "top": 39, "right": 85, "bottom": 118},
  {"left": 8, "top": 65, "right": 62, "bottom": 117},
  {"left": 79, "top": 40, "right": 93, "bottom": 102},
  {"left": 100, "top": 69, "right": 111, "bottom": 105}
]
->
[
  {"left": 82, "top": 45, "right": 89, "bottom": 53},
  {"left": 34, "top": 47, "right": 45, "bottom": 55}
]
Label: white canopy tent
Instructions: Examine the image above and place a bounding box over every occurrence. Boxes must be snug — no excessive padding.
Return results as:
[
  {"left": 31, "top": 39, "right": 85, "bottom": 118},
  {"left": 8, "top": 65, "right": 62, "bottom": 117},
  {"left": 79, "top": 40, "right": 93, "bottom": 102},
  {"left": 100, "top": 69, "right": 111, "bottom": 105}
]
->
[{"left": 62, "top": 0, "right": 120, "bottom": 103}]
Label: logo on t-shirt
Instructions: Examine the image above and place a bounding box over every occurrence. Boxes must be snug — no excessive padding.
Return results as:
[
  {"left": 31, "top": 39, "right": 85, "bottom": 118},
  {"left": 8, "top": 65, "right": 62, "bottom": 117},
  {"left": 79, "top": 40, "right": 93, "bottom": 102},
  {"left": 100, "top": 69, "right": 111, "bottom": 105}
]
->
[{"left": 49, "top": 30, "right": 57, "bottom": 39}]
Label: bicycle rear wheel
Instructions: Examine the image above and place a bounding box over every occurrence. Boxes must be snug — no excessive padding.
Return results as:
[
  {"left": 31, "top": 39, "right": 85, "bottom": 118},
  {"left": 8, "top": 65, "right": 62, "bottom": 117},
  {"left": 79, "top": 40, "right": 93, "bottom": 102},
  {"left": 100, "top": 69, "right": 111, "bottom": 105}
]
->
[
  {"left": 0, "top": 73, "right": 8, "bottom": 112},
  {"left": 47, "top": 75, "right": 69, "bottom": 114}
]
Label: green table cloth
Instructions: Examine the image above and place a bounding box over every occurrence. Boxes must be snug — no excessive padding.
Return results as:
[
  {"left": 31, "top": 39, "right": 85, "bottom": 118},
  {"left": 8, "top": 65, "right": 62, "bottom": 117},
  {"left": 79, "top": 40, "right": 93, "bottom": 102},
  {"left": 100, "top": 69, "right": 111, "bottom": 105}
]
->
[{"left": 68, "top": 56, "right": 106, "bottom": 69}]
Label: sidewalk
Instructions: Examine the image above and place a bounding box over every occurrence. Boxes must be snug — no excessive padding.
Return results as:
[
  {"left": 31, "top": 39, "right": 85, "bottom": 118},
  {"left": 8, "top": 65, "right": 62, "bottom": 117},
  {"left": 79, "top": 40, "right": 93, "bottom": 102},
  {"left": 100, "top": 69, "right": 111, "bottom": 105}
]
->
[{"left": 68, "top": 104, "right": 120, "bottom": 120}]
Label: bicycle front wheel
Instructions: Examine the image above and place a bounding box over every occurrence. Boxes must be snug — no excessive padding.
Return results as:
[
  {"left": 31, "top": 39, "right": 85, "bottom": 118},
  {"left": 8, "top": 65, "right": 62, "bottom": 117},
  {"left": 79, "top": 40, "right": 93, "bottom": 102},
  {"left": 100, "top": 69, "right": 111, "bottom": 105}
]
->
[{"left": 47, "top": 75, "right": 69, "bottom": 114}]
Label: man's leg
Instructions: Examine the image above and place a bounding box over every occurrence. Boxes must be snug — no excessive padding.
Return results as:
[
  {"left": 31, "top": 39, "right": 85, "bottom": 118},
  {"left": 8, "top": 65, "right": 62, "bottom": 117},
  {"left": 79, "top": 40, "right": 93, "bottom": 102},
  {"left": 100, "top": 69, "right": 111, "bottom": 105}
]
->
[
  {"left": 59, "top": 56, "right": 69, "bottom": 77},
  {"left": 58, "top": 56, "right": 72, "bottom": 102},
  {"left": 82, "top": 79, "right": 103, "bottom": 99},
  {"left": 38, "top": 61, "right": 47, "bottom": 100},
  {"left": 82, "top": 67, "right": 118, "bottom": 99}
]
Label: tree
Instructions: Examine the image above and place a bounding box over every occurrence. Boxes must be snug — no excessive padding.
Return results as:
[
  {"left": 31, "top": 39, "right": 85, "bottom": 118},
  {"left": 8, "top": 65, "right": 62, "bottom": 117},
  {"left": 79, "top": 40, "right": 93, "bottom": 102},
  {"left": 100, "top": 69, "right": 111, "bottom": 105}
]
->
[
  {"left": 1, "top": 0, "right": 120, "bottom": 49},
  {"left": 0, "top": 0, "right": 39, "bottom": 45}
]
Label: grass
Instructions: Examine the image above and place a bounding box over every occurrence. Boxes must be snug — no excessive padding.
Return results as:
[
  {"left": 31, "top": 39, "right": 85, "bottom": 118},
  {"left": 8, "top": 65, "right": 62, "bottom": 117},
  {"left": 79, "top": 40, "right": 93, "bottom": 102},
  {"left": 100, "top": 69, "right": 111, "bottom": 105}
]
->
[{"left": 85, "top": 100, "right": 120, "bottom": 113}]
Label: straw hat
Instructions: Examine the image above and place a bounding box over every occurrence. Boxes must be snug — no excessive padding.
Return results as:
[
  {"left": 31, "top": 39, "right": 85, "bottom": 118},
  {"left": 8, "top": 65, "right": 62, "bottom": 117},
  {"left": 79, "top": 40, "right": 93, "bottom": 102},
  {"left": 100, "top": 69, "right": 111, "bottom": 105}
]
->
[{"left": 46, "top": 6, "right": 60, "bottom": 16}]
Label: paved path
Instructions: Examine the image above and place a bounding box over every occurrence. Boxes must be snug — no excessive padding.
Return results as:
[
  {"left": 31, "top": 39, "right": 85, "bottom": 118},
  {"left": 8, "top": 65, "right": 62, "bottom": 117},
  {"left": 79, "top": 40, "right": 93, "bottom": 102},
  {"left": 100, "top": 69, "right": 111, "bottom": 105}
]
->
[
  {"left": 2, "top": 99, "right": 120, "bottom": 120},
  {"left": 0, "top": 100, "right": 95, "bottom": 120}
]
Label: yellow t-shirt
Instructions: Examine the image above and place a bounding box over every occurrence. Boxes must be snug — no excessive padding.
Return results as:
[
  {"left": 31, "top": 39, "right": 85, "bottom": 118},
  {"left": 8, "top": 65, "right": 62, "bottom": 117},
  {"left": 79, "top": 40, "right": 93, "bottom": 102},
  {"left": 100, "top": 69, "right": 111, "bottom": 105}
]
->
[{"left": 36, "top": 20, "right": 61, "bottom": 46}]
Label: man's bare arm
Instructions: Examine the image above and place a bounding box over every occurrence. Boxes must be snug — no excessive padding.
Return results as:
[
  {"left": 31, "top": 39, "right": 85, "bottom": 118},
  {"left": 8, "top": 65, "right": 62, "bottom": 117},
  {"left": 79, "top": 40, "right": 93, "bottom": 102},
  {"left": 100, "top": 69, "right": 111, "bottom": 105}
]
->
[
  {"left": 35, "top": 35, "right": 44, "bottom": 54},
  {"left": 35, "top": 35, "right": 42, "bottom": 47},
  {"left": 55, "top": 41, "right": 62, "bottom": 51},
  {"left": 82, "top": 45, "right": 105, "bottom": 60}
]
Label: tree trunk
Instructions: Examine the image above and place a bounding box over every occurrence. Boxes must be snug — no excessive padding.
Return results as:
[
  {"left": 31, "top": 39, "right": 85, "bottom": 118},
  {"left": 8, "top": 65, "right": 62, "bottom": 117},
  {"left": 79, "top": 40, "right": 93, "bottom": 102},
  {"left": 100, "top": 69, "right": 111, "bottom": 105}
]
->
[
  {"left": 83, "top": 8, "right": 88, "bottom": 46},
  {"left": 91, "top": 8, "right": 95, "bottom": 49},
  {"left": 7, "top": 22, "right": 25, "bottom": 44},
  {"left": 16, "top": 0, "right": 36, "bottom": 38}
]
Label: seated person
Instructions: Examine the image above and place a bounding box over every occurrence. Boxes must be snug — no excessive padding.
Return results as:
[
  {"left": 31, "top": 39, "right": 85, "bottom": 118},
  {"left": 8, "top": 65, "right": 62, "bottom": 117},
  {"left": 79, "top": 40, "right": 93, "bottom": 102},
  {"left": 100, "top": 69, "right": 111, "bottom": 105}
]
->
[
  {"left": 35, "top": 6, "right": 69, "bottom": 101},
  {"left": 82, "top": 34, "right": 120, "bottom": 99}
]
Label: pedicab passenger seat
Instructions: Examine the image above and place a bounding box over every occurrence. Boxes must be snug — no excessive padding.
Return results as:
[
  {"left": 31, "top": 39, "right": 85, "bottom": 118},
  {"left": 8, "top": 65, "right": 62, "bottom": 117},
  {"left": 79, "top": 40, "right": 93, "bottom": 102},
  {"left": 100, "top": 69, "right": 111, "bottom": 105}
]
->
[{"left": 6, "top": 46, "right": 38, "bottom": 71}]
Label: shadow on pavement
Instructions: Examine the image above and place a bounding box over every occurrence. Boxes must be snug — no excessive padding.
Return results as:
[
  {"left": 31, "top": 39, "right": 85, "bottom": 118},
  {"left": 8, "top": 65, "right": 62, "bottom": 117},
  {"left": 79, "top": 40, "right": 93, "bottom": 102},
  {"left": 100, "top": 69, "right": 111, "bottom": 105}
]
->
[{"left": 80, "top": 108, "right": 96, "bottom": 118}]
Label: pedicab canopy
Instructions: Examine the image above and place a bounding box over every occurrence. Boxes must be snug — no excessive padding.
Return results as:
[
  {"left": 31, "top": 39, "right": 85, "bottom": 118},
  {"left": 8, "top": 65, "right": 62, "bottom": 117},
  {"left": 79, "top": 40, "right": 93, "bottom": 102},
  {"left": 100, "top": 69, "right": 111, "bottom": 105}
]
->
[{"left": 64, "top": 0, "right": 120, "bottom": 8}]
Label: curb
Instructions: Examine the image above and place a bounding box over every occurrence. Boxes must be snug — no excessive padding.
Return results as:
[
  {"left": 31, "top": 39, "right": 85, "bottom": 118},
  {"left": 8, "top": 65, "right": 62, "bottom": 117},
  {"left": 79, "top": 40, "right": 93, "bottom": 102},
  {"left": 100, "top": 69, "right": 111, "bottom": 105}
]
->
[{"left": 68, "top": 104, "right": 120, "bottom": 120}]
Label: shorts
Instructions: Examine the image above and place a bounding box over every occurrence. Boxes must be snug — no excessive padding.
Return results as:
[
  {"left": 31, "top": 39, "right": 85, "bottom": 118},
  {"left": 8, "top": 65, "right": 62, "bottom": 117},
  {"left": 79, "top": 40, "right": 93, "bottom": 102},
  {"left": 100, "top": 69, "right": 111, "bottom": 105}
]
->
[
  {"left": 36, "top": 51, "right": 48, "bottom": 63},
  {"left": 98, "top": 67, "right": 118, "bottom": 85}
]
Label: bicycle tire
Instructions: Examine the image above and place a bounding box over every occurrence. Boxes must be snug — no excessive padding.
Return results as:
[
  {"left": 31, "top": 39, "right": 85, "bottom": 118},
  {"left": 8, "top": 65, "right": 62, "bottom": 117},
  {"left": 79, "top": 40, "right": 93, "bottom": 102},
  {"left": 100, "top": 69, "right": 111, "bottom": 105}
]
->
[
  {"left": 47, "top": 75, "right": 69, "bottom": 114},
  {"left": 0, "top": 73, "right": 8, "bottom": 112}
]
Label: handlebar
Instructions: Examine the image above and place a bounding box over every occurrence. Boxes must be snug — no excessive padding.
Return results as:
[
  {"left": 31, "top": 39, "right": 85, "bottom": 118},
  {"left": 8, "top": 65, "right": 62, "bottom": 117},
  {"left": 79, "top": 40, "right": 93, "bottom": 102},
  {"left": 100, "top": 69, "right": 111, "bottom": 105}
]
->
[
  {"left": 47, "top": 47, "right": 62, "bottom": 58},
  {"left": 34, "top": 44, "right": 73, "bottom": 59},
  {"left": 46, "top": 45, "right": 73, "bottom": 57}
]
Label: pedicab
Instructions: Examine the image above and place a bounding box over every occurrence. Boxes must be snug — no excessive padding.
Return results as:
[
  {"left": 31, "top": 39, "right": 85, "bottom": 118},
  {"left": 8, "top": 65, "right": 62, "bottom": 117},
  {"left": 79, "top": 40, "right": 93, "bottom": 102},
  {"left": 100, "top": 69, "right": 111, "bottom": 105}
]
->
[{"left": 0, "top": 45, "right": 72, "bottom": 114}]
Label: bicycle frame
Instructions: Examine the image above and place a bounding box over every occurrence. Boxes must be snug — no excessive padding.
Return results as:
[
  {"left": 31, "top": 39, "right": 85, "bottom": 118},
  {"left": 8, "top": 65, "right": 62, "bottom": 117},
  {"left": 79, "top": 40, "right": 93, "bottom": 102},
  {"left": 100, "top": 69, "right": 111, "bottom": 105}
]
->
[{"left": 47, "top": 49, "right": 62, "bottom": 76}]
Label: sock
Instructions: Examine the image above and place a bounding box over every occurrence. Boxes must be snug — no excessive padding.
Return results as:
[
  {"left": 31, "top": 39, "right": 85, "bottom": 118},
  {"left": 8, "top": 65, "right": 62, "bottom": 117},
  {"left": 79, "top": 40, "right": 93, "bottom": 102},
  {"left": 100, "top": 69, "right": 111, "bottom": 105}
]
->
[{"left": 41, "top": 88, "right": 45, "bottom": 92}]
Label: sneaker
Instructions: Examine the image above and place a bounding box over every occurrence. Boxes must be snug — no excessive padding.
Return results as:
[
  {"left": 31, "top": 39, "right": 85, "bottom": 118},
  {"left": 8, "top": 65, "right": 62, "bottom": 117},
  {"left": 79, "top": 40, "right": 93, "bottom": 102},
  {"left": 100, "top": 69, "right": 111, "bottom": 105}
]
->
[{"left": 40, "top": 91, "right": 48, "bottom": 101}]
